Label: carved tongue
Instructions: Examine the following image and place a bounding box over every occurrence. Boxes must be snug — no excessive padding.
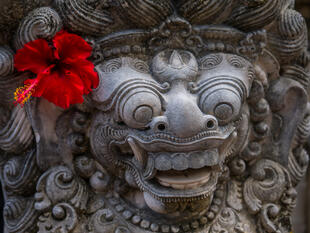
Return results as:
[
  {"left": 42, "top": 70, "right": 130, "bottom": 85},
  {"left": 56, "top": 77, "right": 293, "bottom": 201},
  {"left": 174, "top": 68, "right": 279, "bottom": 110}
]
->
[{"left": 156, "top": 168, "right": 211, "bottom": 190}]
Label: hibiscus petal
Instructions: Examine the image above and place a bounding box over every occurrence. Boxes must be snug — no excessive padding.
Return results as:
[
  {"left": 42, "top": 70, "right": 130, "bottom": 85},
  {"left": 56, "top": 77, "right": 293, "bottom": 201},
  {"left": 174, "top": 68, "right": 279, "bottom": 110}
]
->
[
  {"left": 32, "top": 69, "right": 85, "bottom": 109},
  {"left": 24, "top": 65, "right": 55, "bottom": 97},
  {"left": 64, "top": 59, "right": 99, "bottom": 94},
  {"left": 53, "top": 30, "right": 92, "bottom": 62},
  {"left": 14, "top": 39, "right": 53, "bottom": 74}
]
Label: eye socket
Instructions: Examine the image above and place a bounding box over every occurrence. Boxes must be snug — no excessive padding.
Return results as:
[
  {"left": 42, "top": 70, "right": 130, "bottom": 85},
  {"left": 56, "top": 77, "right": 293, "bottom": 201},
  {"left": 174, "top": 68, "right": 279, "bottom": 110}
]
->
[{"left": 119, "top": 90, "right": 162, "bottom": 129}]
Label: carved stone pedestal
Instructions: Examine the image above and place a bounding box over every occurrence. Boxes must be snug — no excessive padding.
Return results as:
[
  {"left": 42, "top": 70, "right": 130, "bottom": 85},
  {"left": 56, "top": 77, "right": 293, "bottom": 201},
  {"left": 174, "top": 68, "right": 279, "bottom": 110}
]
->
[{"left": 0, "top": 1, "right": 309, "bottom": 232}]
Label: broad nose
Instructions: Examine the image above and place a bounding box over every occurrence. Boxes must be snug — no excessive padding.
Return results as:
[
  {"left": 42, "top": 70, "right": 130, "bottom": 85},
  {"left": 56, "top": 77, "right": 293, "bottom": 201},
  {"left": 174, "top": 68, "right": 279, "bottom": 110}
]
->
[{"left": 150, "top": 88, "right": 218, "bottom": 137}]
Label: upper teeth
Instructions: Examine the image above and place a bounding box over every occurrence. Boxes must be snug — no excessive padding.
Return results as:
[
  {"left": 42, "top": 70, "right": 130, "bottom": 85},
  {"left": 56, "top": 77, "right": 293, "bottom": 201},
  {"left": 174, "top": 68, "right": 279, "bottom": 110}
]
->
[
  {"left": 151, "top": 149, "right": 219, "bottom": 171},
  {"left": 127, "top": 137, "right": 220, "bottom": 172}
]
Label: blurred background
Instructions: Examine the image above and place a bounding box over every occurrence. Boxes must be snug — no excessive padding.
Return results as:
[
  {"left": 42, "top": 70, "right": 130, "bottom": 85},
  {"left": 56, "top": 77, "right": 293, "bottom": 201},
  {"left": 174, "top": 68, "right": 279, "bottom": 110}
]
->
[
  {"left": 293, "top": 1, "right": 310, "bottom": 233},
  {"left": 296, "top": 0, "right": 310, "bottom": 47}
]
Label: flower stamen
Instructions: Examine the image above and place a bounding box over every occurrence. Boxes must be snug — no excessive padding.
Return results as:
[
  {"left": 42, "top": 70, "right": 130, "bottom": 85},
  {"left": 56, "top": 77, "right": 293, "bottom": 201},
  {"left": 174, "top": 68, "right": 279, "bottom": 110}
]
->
[{"left": 14, "top": 79, "right": 39, "bottom": 107}]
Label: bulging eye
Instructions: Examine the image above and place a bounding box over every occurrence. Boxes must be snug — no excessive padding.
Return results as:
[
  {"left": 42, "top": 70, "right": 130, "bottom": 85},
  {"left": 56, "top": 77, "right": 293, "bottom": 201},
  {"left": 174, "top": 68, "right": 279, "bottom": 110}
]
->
[
  {"left": 199, "top": 78, "right": 245, "bottom": 125},
  {"left": 133, "top": 105, "right": 153, "bottom": 123},
  {"left": 118, "top": 88, "right": 162, "bottom": 129}
]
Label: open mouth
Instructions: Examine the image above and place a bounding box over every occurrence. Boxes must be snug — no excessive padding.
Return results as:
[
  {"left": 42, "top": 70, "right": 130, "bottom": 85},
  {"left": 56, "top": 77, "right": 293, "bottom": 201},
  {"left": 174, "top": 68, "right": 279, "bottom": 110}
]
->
[
  {"left": 94, "top": 122, "right": 237, "bottom": 201},
  {"left": 113, "top": 136, "right": 229, "bottom": 201}
]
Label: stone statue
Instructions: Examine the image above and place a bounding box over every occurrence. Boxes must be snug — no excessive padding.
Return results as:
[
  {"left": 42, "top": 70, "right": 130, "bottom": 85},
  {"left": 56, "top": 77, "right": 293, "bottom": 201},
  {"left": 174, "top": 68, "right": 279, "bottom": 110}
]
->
[{"left": 0, "top": 0, "right": 309, "bottom": 232}]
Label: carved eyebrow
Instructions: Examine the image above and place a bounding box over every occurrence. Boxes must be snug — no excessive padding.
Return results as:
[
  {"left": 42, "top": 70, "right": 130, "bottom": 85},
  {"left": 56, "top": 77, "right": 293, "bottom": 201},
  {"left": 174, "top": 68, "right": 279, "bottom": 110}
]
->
[
  {"left": 199, "top": 54, "right": 224, "bottom": 70},
  {"left": 189, "top": 75, "right": 247, "bottom": 101},
  {"left": 95, "top": 79, "right": 170, "bottom": 112}
]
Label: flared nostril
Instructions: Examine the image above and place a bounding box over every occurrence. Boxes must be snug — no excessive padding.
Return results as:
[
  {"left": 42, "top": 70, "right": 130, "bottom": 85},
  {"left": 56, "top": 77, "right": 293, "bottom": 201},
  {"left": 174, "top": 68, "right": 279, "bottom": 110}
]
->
[
  {"left": 157, "top": 123, "right": 166, "bottom": 131},
  {"left": 206, "top": 120, "right": 215, "bottom": 129},
  {"left": 205, "top": 116, "right": 218, "bottom": 130},
  {"left": 150, "top": 116, "right": 169, "bottom": 132}
]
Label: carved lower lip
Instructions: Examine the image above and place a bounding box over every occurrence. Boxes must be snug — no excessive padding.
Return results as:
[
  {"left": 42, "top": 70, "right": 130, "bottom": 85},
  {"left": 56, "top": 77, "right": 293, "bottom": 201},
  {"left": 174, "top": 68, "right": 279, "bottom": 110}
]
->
[{"left": 126, "top": 163, "right": 219, "bottom": 202}]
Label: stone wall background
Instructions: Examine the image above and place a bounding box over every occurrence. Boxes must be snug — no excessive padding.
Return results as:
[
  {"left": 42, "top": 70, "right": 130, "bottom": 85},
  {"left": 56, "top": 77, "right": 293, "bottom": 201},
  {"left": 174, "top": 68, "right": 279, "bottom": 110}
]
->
[
  {"left": 296, "top": 0, "right": 310, "bottom": 48},
  {"left": 293, "top": 2, "right": 310, "bottom": 233}
]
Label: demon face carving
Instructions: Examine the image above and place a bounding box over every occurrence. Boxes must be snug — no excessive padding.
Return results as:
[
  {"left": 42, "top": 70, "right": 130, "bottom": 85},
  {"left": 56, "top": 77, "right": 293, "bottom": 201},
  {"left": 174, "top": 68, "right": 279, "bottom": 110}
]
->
[{"left": 90, "top": 50, "right": 253, "bottom": 217}]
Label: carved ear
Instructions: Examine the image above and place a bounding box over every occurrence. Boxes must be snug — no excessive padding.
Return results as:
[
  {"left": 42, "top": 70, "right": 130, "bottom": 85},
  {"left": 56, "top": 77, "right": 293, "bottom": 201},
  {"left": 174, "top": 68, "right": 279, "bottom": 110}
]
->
[
  {"left": 255, "top": 49, "right": 280, "bottom": 82},
  {"left": 267, "top": 78, "right": 308, "bottom": 165},
  {"left": 27, "top": 98, "right": 91, "bottom": 170},
  {"left": 26, "top": 99, "right": 66, "bottom": 170}
]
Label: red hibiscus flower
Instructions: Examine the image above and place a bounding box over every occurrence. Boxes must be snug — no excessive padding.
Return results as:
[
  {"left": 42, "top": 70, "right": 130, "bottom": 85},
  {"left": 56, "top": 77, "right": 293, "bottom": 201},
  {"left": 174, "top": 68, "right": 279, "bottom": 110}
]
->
[{"left": 14, "top": 30, "right": 99, "bottom": 109}]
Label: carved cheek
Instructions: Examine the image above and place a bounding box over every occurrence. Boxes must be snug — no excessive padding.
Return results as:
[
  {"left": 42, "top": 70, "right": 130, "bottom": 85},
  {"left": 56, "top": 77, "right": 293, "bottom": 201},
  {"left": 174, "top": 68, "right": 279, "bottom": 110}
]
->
[{"left": 117, "top": 88, "right": 162, "bottom": 129}]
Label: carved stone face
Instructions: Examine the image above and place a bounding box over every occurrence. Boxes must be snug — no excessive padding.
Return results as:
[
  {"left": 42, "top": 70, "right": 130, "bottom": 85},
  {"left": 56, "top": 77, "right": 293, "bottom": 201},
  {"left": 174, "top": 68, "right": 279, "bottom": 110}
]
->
[
  {"left": 1, "top": 0, "right": 310, "bottom": 232},
  {"left": 90, "top": 50, "right": 253, "bottom": 216}
]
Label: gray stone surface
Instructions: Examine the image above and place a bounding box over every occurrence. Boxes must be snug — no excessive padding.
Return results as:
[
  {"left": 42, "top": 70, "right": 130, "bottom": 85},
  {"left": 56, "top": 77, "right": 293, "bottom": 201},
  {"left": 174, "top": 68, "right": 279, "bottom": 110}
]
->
[{"left": 0, "top": 0, "right": 309, "bottom": 232}]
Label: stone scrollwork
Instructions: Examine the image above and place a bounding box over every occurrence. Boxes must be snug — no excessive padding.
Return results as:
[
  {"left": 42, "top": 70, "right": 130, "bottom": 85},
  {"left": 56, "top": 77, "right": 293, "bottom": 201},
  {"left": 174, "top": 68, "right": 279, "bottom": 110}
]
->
[
  {"left": 34, "top": 166, "right": 88, "bottom": 233},
  {"left": 3, "top": 197, "right": 38, "bottom": 233},
  {"left": 243, "top": 159, "right": 287, "bottom": 215},
  {"left": 34, "top": 166, "right": 88, "bottom": 212},
  {"left": 37, "top": 203, "right": 78, "bottom": 233},
  {"left": 0, "top": 0, "right": 309, "bottom": 233}
]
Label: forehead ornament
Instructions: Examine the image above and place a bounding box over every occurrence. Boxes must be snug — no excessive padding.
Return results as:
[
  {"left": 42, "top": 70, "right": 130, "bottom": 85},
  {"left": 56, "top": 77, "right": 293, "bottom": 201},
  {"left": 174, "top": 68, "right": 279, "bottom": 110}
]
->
[
  {"left": 152, "top": 50, "right": 198, "bottom": 83},
  {"left": 92, "top": 16, "right": 267, "bottom": 64}
]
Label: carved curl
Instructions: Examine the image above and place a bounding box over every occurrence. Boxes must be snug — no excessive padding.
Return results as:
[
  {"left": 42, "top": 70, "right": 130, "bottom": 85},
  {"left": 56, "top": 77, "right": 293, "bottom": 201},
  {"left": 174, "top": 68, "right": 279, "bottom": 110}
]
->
[
  {"left": 0, "top": 106, "right": 33, "bottom": 154},
  {"left": 55, "top": 0, "right": 113, "bottom": 36},
  {"left": 119, "top": 0, "right": 174, "bottom": 28},
  {"left": 227, "top": 0, "right": 282, "bottom": 31},
  {"left": 178, "top": 0, "right": 233, "bottom": 24},
  {"left": 3, "top": 150, "right": 39, "bottom": 195},
  {"left": 243, "top": 159, "right": 287, "bottom": 214},
  {"left": 0, "top": 46, "right": 14, "bottom": 77},
  {"left": 37, "top": 203, "right": 78, "bottom": 233},
  {"left": 4, "top": 197, "right": 39, "bottom": 233},
  {"left": 15, "top": 7, "right": 62, "bottom": 49},
  {"left": 35, "top": 166, "right": 88, "bottom": 213},
  {"left": 268, "top": 9, "right": 308, "bottom": 64}
]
